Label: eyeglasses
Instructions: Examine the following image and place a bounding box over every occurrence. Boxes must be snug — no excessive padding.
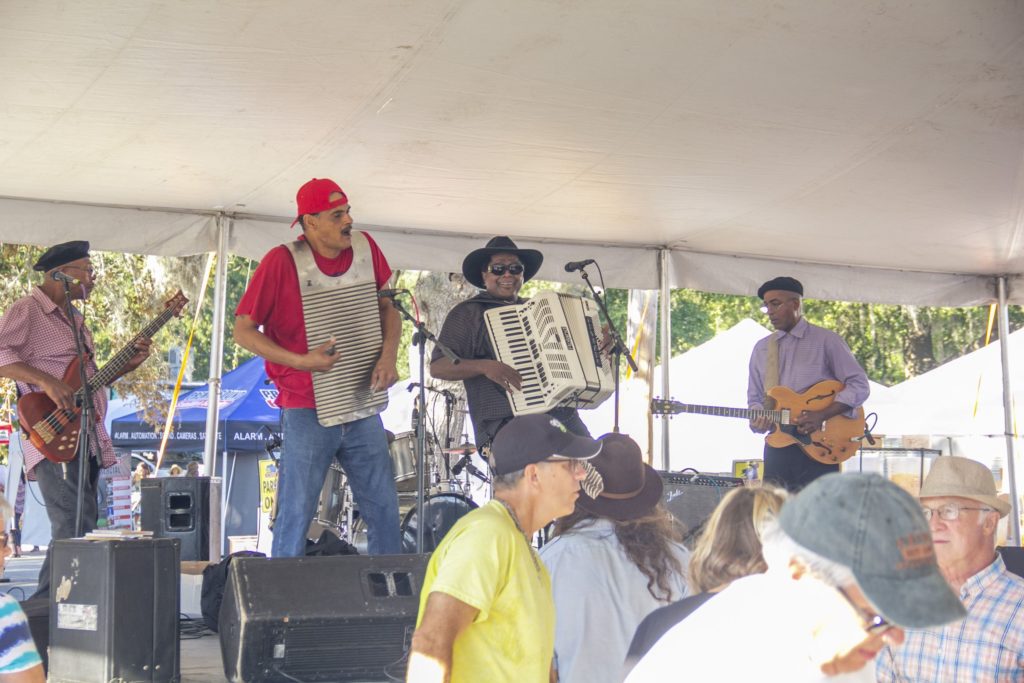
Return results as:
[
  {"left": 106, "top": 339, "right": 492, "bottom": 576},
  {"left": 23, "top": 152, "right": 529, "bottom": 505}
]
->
[
  {"left": 759, "top": 298, "right": 798, "bottom": 314},
  {"left": 485, "top": 263, "right": 525, "bottom": 276},
  {"left": 541, "top": 458, "right": 586, "bottom": 474},
  {"left": 63, "top": 265, "right": 96, "bottom": 277},
  {"left": 836, "top": 586, "right": 891, "bottom": 636},
  {"left": 921, "top": 502, "right": 994, "bottom": 521}
]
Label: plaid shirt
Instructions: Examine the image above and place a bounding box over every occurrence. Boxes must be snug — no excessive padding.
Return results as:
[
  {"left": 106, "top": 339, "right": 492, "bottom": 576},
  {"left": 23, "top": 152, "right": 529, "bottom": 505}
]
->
[
  {"left": 877, "top": 553, "right": 1024, "bottom": 682},
  {"left": 0, "top": 288, "right": 115, "bottom": 476}
]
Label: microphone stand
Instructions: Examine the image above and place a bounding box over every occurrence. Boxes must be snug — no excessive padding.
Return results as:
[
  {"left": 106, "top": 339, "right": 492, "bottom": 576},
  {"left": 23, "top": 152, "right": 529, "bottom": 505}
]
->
[
  {"left": 389, "top": 296, "right": 461, "bottom": 553},
  {"left": 59, "top": 282, "right": 96, "bottom": 537},
  {"left": 576, "top": 266, "right": 638, "bottom": 433}
]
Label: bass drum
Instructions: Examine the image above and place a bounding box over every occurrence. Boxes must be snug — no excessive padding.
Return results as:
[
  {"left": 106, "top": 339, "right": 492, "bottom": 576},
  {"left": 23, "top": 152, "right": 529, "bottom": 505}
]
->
[{"left": 401, "top": 493, "right": 477, "bottom": 553}]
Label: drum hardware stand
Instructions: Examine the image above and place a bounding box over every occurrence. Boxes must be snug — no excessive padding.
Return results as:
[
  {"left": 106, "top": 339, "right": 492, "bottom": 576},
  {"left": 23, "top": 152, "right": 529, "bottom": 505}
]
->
[
  {"left": 573, "top": 262, "right": 639, "bottom": 433},
  {"left": 389, "top": 294, "right": 461, "bottom": 553}
]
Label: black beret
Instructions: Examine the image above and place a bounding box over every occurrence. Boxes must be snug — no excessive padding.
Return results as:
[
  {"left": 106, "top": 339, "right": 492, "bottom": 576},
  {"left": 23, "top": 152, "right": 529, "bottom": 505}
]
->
[
  {"left": 757, "top": 276, "right": 803, "bottom": 300},
  {"left": 33, "top": 241, "right": 90, "bottom": 272}
]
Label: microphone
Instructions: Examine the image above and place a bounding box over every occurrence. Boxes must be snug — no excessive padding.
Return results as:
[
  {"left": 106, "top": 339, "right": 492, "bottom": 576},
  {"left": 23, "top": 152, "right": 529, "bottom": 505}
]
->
[
  {"left": 52, "top": 271, "right": 79, "bottom": 284},
  {"left": 564, "top": 259, "right": 595, "bottom": 272},
  {"left": 377, "top": 288, "right": 409, "bottom": 299}
]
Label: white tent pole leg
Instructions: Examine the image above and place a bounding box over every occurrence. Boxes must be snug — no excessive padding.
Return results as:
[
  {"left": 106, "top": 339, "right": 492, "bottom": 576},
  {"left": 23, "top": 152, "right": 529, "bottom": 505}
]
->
[
  {"left": 659, "top": 249, "right": 672, "bottom": 471},
  {"left": 997, "top": 276, "right": 1020, "bottom": 546},
  {"left": 203, "top": 214, "right": 231, "bottom": 477}
]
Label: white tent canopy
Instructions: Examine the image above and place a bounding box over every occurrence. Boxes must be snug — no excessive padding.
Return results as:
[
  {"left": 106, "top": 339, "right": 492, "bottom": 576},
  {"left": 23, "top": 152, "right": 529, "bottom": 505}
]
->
[
  {"left": 1, "top": 1, "right": 1022, "bottom": 303},
  {"left": 874, "top": 330, "right": 1024, "bottom": 438}
]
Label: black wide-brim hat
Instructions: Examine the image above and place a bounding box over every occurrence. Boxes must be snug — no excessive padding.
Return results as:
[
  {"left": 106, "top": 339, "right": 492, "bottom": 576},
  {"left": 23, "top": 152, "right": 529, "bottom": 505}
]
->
[
  {"left": 461, "top": 236, "right": 543, "bottom": 289},
  {"left": 577, "top": 433, "right": 664, "bottom": 521}
]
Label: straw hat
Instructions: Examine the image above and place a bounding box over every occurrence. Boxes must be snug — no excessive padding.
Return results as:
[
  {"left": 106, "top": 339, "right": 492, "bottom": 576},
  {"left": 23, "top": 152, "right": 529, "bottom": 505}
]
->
[{"left": 919, "top": 456, "right": 1010, "bottom": 517}]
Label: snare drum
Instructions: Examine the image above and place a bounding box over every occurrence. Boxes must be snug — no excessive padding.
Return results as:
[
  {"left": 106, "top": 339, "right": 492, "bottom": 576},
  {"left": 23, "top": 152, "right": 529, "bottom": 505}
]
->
[
  {"left": 389, "top": 432, "right": 419, "bottom": 492},
  {"left": 401, "top": 493, "right": 478, "bottom": 553}
]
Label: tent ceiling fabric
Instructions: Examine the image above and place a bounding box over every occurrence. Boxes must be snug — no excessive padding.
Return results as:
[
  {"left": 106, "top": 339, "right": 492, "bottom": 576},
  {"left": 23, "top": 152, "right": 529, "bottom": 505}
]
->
[{"left": 1, "top": 1, "right": 1023, "bottom": 303}]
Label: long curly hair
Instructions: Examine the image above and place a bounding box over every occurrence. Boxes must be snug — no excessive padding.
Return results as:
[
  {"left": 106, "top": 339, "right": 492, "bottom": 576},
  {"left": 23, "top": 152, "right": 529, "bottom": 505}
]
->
[
  {"left": 553, "top": 504, "right": 686, "bottom": 602},
  {"left": 687, "top": 485, "right": 787, "bottom": 593}
]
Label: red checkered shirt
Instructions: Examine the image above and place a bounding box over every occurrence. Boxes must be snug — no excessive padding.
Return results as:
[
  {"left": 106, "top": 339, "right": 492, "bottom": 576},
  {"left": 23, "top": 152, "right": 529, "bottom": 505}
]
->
[{"left": 0, "top": 288, "right": 116, "bottom": 476}]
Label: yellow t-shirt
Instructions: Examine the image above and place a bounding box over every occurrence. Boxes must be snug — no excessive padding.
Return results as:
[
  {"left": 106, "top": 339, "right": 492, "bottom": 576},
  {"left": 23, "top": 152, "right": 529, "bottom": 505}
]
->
[{"left": 417, "top": 499, "right": 554, "bottom": 683}]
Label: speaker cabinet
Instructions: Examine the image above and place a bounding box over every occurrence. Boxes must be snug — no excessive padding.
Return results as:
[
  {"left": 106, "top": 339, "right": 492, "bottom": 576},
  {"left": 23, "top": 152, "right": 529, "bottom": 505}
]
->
[
  {"left": 141, "top": 476, "right": 221, "bottom": 561},
  {"left": 219, "top": 554, "right": 428, "bottom": 682},
  {"left": 48, "top": 538, "right": 180, "bottom": 683},
  {"left": 659, "top": 471, "right": 744, "bottom": 546}
]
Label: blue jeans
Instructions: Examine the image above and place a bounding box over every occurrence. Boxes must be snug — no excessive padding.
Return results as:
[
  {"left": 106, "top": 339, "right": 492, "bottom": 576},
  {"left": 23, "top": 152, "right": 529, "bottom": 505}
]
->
[{"left": 273, "top": 410, "right": 401, "bottom": 557}]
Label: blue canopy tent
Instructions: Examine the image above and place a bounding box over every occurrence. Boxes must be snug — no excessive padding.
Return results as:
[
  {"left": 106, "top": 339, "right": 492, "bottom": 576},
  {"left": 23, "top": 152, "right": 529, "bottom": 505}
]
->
[
  {"left": 111, "top": 356, "right": 279, "bottom": 547},
  {"left": 111, "top": 355, "right": 280, "bottom": 452}
]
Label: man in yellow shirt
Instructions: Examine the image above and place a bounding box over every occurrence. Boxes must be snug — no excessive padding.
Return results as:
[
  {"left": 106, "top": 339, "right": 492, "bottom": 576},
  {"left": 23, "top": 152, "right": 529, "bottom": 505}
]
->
[{"left": 407, "top": 414, "right": 602, "bottom": 683}]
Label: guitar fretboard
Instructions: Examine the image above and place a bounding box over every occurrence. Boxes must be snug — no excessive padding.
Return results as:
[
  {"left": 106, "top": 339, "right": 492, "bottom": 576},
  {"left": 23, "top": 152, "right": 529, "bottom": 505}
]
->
[
  {"left": 652, "top": 400, "right": 789, "bottom": 424},
  {"left": 74, "top": 302, "right": 180, "bottom": 398}
]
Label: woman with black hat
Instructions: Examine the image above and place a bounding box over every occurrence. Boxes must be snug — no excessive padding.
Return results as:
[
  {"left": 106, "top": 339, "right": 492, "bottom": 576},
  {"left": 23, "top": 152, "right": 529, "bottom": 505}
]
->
[
  {"left": 429, "top": 236, "right": 592, "bottom": 449},
  {"left": 539, "top": 433, "right": 690, "bottom": 683}
]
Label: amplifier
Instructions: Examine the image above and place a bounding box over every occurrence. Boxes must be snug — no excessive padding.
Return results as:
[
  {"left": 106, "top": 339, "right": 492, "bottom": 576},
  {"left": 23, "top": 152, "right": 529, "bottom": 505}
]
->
[
  {"left": 48, "top": 537, "right": 180, "bottom": 683},
  {"left": 141, "top": 476, "right": 221, "bottom": 562},
  {"left": 219, "top": 553, "right": 429, "bottom": 682},
  {"left": 659, "top": 471, "right": 744, "bottom": 546}
]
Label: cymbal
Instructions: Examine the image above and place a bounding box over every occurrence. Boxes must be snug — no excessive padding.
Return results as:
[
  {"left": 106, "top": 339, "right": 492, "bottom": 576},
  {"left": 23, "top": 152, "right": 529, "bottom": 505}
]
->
[{"left": 442, "top": 444, "right": 477, "bottom": 454}]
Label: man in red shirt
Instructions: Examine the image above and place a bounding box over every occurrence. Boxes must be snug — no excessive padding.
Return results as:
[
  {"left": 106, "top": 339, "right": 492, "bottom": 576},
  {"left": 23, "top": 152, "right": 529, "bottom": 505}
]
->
[{"left": 234, "top": 178, "right": 402, "bottom": 556}]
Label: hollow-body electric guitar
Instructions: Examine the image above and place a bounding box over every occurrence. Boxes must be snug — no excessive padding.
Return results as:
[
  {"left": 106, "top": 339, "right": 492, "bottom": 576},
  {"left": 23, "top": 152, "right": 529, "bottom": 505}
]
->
[
  {"left": 651, "top": 380, "right": 865, "bottom": 465},
  {"left": 17, "top": 291, "right": 188, "bottom": 463}
]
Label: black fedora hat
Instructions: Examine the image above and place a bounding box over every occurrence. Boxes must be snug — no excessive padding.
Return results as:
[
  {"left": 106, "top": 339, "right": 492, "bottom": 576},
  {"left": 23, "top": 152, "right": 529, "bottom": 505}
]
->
[
  {"left": 577, "top": 433, "right": 664, "bottom": 521},
  {"left": 461, "top": 236, "right": 543, "bottom": 289}
]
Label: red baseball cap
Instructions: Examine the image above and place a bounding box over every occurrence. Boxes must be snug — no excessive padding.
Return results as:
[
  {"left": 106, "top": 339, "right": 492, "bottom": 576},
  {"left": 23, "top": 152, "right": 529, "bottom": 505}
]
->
[{"left": 291, "top": 178, "right": 349, "bottom": 227}]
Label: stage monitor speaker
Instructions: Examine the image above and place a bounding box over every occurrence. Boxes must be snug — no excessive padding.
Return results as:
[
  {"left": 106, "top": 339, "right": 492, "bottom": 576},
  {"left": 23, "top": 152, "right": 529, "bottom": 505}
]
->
[
  {"left": 659, "top": 471, "right": 744, "bottom": 547},
  {"left": 48, "top": 538, "right": 180, "bottom": 683},
  {"left": 219, "top": 554, "right": 428, "bottom": 683},
  {"left": 141, "top": 475, "right": 221, "bottom": 561}
]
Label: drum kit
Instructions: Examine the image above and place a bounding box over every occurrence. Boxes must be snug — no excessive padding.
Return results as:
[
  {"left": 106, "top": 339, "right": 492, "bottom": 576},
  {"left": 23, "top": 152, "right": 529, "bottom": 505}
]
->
[{"left": 308, "top": 431, "right": 491, "bottom": 554}]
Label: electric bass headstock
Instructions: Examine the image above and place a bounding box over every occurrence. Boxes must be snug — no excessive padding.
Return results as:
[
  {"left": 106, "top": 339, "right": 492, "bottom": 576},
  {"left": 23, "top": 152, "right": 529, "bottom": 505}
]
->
[
  {"left": 650, "top": 398, "right": 684, "bottom": 416},
  {"left": 165, "top": 290, "right": 189, "bottom": 317}
]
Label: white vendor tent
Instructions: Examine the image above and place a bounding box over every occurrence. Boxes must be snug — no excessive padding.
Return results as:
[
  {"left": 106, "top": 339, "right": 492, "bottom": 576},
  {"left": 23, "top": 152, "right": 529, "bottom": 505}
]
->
[{"left": 873, "top": 330, "right": 1024, "bottom": 440}]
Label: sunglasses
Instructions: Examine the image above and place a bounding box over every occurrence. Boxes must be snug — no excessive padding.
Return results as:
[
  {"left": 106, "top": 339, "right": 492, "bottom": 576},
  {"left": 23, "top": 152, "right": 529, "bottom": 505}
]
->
[{"left": 485, "top": 263, "right": 525, "bottom": 276}]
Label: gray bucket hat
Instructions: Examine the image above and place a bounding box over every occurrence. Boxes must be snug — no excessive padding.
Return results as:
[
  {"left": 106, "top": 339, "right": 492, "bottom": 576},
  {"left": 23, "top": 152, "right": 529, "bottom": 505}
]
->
[{"left": 780, "top": 473, "right": 965, "bottom": 629}]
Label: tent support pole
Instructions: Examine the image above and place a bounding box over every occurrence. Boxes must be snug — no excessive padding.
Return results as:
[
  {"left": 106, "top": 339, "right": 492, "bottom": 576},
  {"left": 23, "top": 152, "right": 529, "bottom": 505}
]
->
[
  {"left": 203, "top": 214, "right": 231, "bottom": 478},
  {"left": 659, "top": 249, "right": 671, "bottom": 470},
  {"left": 997, "top": 276, "right": 1020, "bottom": 546}
]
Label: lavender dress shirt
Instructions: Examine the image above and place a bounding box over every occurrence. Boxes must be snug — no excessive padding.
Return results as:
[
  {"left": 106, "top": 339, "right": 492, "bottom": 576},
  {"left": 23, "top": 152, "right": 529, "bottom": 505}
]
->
[{"left": 747, "top": 318, "right": 869, "bottom": 415}]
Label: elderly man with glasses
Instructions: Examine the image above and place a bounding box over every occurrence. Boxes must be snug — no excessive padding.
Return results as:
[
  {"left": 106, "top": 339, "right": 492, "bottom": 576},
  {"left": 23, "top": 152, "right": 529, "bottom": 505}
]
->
[
  {"left": 430, "top": 236, "right": 592, "bottom": 450},
  {"left": 407, "top": 415, "right": 601, "bottom": 683},
  {"left": 877, "top": 456, "right": 1024, "bottom": 682}
]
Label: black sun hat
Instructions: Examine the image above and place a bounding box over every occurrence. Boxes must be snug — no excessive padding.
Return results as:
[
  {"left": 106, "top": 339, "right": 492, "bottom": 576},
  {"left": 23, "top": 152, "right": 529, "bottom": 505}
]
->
[
  {"left": 576, "top": 433, "right": 664, "bottom": 521},
  {"left": 461, "top": 236, "right": 543, "bottom": 289}
]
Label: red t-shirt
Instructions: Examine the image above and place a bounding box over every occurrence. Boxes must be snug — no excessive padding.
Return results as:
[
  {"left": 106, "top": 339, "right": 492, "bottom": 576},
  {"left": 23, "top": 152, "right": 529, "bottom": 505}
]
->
[{"left": 235, "top": 233, "right": 392, "bottom": 409}]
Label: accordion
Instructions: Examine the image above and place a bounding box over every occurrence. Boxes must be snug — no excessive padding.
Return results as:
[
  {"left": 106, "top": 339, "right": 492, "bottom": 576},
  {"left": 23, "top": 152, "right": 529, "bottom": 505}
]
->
[{"left": 484, "top": 291, "right": 614, "bottom": 415}]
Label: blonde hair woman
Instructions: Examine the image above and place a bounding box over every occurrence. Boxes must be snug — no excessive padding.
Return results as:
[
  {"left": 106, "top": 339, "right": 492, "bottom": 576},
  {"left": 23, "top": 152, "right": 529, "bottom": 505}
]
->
[{"left": 624, "top": 485, "right": 786, "bottom": 672}]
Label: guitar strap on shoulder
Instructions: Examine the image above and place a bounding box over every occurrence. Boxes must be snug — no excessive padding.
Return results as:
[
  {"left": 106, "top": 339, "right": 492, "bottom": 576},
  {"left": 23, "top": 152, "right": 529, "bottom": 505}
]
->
[{"left": 764, "top": 334, "right": 779, "bottom": 409}]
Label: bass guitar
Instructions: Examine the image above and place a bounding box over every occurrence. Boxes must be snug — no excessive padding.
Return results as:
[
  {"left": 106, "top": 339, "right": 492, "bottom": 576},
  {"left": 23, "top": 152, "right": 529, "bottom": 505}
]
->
[
  {"left": 651, "top": 379, "right": 865, "bottom": 465},
  {"left": 17, "top": 290, "right": 189, "bottom": 463}
]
